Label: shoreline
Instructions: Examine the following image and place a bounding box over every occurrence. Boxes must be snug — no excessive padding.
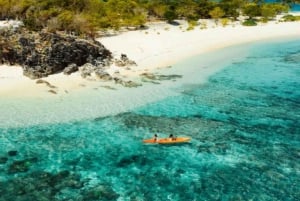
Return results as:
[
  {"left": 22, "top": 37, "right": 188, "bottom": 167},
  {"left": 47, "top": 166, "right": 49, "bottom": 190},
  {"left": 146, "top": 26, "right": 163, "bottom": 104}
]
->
[
  {"left": 1, "top": 19, "right": 300, "bottom": 98},
  {"left": 99, "top": 20, "right": 300, "bottom": 74},
  {"left": 0, "top": 26, "right": 300, "bottom": 127}
]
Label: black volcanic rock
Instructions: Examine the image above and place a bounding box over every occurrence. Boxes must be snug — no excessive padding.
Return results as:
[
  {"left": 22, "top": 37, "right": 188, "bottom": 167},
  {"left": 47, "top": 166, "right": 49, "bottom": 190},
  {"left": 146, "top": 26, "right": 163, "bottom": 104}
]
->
[
  {"left": 0, "top": 29, "right": 112, "bottom": 79},
  {"left": 63, "top": 63, "right": 78, "bottom": 75}
]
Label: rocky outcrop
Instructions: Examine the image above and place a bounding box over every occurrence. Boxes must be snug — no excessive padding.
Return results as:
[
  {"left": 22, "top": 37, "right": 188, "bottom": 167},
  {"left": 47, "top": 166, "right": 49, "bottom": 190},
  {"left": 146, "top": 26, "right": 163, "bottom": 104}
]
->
[
  {"left": 63, "top": 63, "right": 78, "bottom": 75},
  {"left": 0, "top": 28, "right": 112, "bottom": 79},
  {"left": 114, "top": 54, "right": 137, "bottom": 67},
  {"left": 113, "top": 77, "right": 142, "bottom": 88},
  {"left": 78, "top": 63, "right": 96, "bottom": 78},
  {"left": 36, "top": 79, "right": 57, "bottom": 88},
  {"left": 0, "top": 28, "right": 144, "bottom": 88},
  {"left": 95, "top": 69, "right": 112, "bottom": 81},
  {"left": 140, "top": 72, "right": 182, "bottom": 84}
]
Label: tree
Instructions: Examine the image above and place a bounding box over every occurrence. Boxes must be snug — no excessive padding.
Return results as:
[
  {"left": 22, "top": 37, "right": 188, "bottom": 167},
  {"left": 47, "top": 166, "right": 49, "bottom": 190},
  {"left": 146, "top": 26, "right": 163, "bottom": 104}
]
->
[
  {"left": 220, "top": 0, "right": 245, "bottom": 20},
  {"left": 209, "top": 7, "right": 225, "bottom": 24},
  {"left": 72, "top": 14, "right": 99, "bottom": 37},
  {"left": 175, "top": 0, "right": 198, "bottom": 20},
  {"left": 273, "top": 4, "right": 289, "bottom": 14},
  {"left": 260, "top": 4, "right": 276, "bottom": 21},
  {"left": 260, "top": 3, "right": 289, "bottom": 22},
  {"left": 196, "top": 0, "right": 215, "bottom": 19},
  {"left": 164, "top": 8, "right": 177, "bottom": 23},
  {"left": 105, "top": 0, "right": 146, "bottom": 29},
  {"left": 145, "top": 1, "right": 168, "bottom": 19},
  {"left": 0, "top": 0, "right": 11, "bottom": 19},
  {"left": 57, "top": 10, "right": 74, "bottom": 31},
  {"left": 242, "top": 3, "right": 260, "bottom": 19}
]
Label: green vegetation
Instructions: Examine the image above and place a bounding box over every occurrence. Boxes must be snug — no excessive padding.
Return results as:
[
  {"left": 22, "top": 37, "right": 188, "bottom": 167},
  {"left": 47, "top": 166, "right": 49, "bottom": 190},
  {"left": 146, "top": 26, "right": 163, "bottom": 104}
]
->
[
  {"left": 209, "top": 7, "right": 225, "bottom": 24},
  {"left": 242, "top": 19, "right": 258, "bottom": 26},
  {"left": 187, "top": 20, "right": 198, "bottom": 31},
  {"left": 220, "top": 18, "right": 230, "bottom": 27},
  {"left": 0, "top": 0, "right": 293, "bottom": 37},
  {"left": 261, "top": 4, "right": 289, "bottom": 22},
  {"left": 199, "top": 20, "right": 208, "bottom": 29},
  {"left": 282, "top": 14, "right": 300, "bottom": 21}
]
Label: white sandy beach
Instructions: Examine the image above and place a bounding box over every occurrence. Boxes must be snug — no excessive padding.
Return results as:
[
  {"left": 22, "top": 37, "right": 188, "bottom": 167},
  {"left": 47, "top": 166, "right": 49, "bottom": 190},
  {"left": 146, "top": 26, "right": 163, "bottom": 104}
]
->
[
  {"left": 0, "top": 18, "right": 300, "bottom": 98},
  {"left": 99, "top": 20, "right": 300, "bottom": 75}
]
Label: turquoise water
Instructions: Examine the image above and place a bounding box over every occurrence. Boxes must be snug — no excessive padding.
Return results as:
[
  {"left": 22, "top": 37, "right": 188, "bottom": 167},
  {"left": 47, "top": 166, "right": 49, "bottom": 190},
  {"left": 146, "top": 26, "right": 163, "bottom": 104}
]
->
[
  {"left": 265, "top": 1, "right": 300, "bottom": 11},
  {"left": 0, "top": 38, "right": 300, "bottom": 201},
  {"left": 291, "top": 4, "right": 300, "bottom": 11}
]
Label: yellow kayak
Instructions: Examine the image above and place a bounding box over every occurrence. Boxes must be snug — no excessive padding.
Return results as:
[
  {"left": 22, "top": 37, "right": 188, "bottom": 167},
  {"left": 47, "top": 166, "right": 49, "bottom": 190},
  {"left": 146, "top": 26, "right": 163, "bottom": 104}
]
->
[{"left": 143, "top": 137, "right": 191, "bottom": 144}]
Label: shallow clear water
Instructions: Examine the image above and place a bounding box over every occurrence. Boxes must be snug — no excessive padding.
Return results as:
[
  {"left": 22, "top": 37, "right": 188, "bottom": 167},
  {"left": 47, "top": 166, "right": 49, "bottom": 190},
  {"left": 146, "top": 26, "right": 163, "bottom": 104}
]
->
[{"left": 0, "top": 38, "right": 300, "bottom": 201}]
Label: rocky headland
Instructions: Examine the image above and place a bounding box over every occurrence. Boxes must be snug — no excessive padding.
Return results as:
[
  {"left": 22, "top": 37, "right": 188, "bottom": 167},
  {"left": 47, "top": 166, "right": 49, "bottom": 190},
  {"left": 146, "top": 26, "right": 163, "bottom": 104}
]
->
[
  {"left": 0, "top": 26, "right": 142, "bottom": 88},
  {"left": 0, "top": 27, "right": 112, "bottom": 78}
]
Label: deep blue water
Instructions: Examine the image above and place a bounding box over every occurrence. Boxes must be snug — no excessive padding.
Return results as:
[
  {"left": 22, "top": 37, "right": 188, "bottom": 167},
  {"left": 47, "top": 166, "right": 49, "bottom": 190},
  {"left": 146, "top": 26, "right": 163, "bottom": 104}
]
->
[
  {"left": 291, "top": 4, "right": 300, "bottom": 11},
  {"left": 0, "top": 38, "right": 300, "bottom": 201},
  {"left": 264, "top": 0, "right": 300, "bottom": 11}
]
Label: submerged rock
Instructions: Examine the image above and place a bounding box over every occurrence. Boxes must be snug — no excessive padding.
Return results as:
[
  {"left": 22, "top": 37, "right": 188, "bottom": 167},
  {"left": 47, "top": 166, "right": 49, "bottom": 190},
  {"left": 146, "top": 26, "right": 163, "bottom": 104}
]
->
[
  {"left": 8, "top": 157, "right": 38, "bottom": 173},
  {"left": 0, "top": 156, "right": 8, "bottom": 164},
  {"left": 101, "top": 85, "right": 117, "bottom": 90},
  {"left": 84, "top": 185, "right": 119, "bottom": 201},
  {"left": 140, "top": 72, "right": 182, "bottom": 82},
  {"left": 36, "top": 79, "right": 56, "bottom": 89},
  {"left": 122, "top": 80, "right": 142, "bottom": 88},
  {"left": 284, "top": 52, "right": 300, "bottom": 63},
  {"left": 117, "top": 154, "right": 148, "bottom": 167},
  {"left": 140, "top": 72, "right": 156, "bottom": 80},
  {"left": 95, "top": 69, "right": 112, "bottom": 81},
  {"left": 8, "top": 150, "right": 18, "bottom": 156},
  {"left": 49, "top": 170, "right": 83, "bottom": 189},
  {"left": 0, "top": 170, "right": 83, "bottom": 200},
  {"left": 48, "top": 89, "right": 57, "bottom": 94},
  {"left": 113, "top": 77, "right": 142, "bottom": 88}
]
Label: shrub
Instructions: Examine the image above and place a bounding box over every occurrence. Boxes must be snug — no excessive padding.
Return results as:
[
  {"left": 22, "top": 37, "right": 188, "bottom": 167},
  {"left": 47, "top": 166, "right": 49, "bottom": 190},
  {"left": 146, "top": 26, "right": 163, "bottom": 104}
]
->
[
  {"left": 186, "top": 26, "right": 194, "bottom": 31},
  {"left": 164, "top": 10, "right": 177, "bottom": 23},
  {"left": 282, "top": 14, "right": 300, "bottom": 22},
  {"left": 220, "top": 18, "right": 230, "bottom": 27},
  {"left": 199, "top": 21, "right": 207, "bottom": 29},
  {"left": 260, "top": 17, "right": 269, "bottom": 23},
  {"left": 242, "top": 19, "right": 257, "bottom": 26},
  {"left": 187, "top": 20, "right": 197, "bottom": 31}
]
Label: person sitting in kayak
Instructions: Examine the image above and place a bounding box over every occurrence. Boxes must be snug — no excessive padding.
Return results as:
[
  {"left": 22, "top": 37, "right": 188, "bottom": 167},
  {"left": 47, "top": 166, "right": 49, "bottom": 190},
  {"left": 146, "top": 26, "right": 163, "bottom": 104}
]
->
[
  {"left": 169, "top": 134, "right": 177, "bottom": 141},
  {"left": 153, "top": 134, "right": 158, "bottom": 142}
]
